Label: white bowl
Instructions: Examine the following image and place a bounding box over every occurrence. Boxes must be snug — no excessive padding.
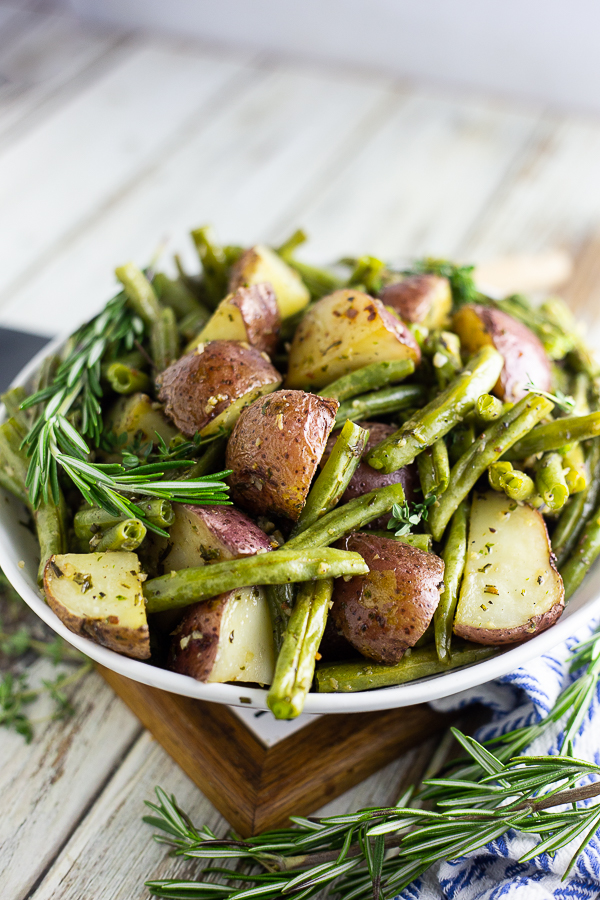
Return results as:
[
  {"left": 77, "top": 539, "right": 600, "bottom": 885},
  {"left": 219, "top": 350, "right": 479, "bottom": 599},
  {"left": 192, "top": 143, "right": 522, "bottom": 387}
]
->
[{"left": 1, "top": 337, "right": 599, "bottom": 713}]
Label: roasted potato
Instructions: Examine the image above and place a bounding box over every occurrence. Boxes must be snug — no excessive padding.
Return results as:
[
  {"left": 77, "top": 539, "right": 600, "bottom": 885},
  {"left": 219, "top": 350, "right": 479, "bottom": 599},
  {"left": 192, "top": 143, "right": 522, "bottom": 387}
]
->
[
  {"left": 226, "top": 389, "right": 338, "bottom": 520},
  {"left": 169, "top": 586, "right": 275, "bottom": 684},
  {"left": 321, "top": 422, "right": 418, "bottom": 527},
  {"left": 452, "top": 304, "right": 551, "bottom": 402},
  {"left": 229, "top": 244, "right": 310, "bottom": 319},
  {"left": 331, "top": 533, "right": 444, "bottom": 664},
  {"left": 157, "top": 340, "right": 281, "bottom": 437},
  {"left": 43, "top": 552, "right": 150, "bottom": 659},
  {"left": 380, "top": 274, "right": 451, "bottom": 329},
  {"left": 453, "top": 491, "right": 564, "bottom": 645},
  {"left": 285, "top": 289, "right": 421, "bottom": 391},
  {"left": 105, "top": 392, "right": 179, "bottom": 449},
  {"left": 157, "top": 504, "right": 272, "bottom": 574},
  {"left": 191, "top": 283, "right": 280, "bottom": 356}
]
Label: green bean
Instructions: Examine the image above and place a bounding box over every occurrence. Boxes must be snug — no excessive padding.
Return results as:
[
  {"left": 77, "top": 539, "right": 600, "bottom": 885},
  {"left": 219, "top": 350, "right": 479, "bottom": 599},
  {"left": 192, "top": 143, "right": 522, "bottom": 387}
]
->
[
  {"left": 488, "top": 461, "right": 513, "bottom": 492},
  {"left": 276, "top": 228, "right": 308, "bottom": 259},
  {"left": 91, "top": 518, "right": 147, "bottom": 552},
  {"left": 448, "top": 421, "right": 476, "bottom": 465},
  {"left": 562, "top": 444, "right": 587, "bottom": 494},
  {"left": 285, "top": 258, "right": 343, "bottom": 301},
  {"left": 319, "top": 360, "right": 415, "bottom": 403},
  {"left": 74, "top": 506, "right": 125, "bottom": 542},
  {"left": 268, "top": 421, "right": 368, "bottom": 651},
  {"left": 434, "top": 499, "right": 468, "bottom": 664},
  {"left": 429, "top": 394, "right": 554, "bottom": 541},
  {"left": 115, "top": 262, "right": 162, "bottom": 326},
  {"left": 425, "top": 330, "right": 462, "bottom": 390},
  {"left": 314, "top": 643, "right": 498, "bottom": 692},
  {"left": 475, "top": 393, "right": 504, "bottom": 423},
  {"left": 136, "top": 498, "right": 175, "bottom": 530},
  {"left": 153, "top": 272, "right": 209, "bottom": 320},
  {"left": 191, "top": 226, "right": 228, "bottom": 306},
  {"left": 143, "top": 547, "right": 368, "bottom": 614},
  {"left": 541, "top": 297, "right": 598, "bottom": 375},
  {"left": 178, "top": 307, "right": 211, "bottom": 343},
  {"left": 501, "top": 469, "right": 535, "bottom": 502},
  {"left": 150, "top": 306, "right": 180, "bottom": 372},
  {"left": 366, "top": 531, "right": 433, "bottom": 552},
  {"left": 367, "top": 346, "right": 504, "bottom": 474},
  {"left": 0, "top": 467, "right": 27, "bottom": 506},
  {"left": 560, "top": 496, "right": 600, "bottom": 600},
  {"left": 553, "top": 441, "right": 600, "bottom": 566},
  {"left": 285, "top": 482, "right": 407, "bottom": 552},
  {"left": 572, "top": 372, "right": 590, "bottom": 416},
  {"left": 2, "top": 387, "right": 30, "bottom": 434},
  {"left": 0, "top": 419, "right": 67, "bottom": 581},
  {"left": 335, "top": 383, "right": 426, "bottom": 427},
  {"left": 267, "top": 579, "right": 333, "bottom": 719},
  {"left": 505, "top": 412, "right": 600, "bottom": 460},
  {"left": 175, "top": 438, "right": 227, "bottom": 480},
  {"left": 294, "top": 421, "right": 368, "bottom": 534},
  {"left": 417, "top": 438, "right": 450, "bottom": 498},
  {"left": 346, "top": 254, "right": 386, "bottom": 295},
  {"left": 105, "top": 362, "right": 150, "bottom": 395},
  {"left": 535, "top": 452, "right": 570, "bottom": 511}
]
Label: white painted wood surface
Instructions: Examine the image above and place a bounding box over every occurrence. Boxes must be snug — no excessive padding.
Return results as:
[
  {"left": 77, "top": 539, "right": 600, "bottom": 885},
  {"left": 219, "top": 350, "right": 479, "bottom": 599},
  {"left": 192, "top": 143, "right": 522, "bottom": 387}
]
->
[{"left": 1, "top": 3, "right": 600, "bottom": 898}]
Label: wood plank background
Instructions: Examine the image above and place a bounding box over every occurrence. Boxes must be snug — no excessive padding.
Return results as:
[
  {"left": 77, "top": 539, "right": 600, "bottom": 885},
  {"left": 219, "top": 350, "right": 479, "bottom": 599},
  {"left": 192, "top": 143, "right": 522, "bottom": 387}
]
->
[{"left": 1, "top": 1, "right": 600, "bottom": 897}]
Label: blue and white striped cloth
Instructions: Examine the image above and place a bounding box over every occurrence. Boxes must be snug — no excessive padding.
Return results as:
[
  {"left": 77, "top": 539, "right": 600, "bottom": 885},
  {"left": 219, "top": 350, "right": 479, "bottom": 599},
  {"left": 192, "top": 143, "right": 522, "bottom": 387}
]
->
[{"left": 398, "top": 618, "right": 600, "bottom": 900}]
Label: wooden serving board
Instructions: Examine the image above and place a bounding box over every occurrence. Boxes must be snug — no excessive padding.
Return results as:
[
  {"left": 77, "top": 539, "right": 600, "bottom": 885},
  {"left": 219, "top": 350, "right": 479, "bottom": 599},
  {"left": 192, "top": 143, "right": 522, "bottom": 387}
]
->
[{"left": 98, "top": 665, "right": 451, "bottom": 836}]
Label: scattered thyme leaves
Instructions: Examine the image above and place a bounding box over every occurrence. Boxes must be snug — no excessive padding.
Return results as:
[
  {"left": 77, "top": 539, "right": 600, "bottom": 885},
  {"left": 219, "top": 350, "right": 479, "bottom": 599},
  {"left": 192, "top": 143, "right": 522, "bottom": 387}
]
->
[{"left": 387, "top": 495, "right": 437, "bottom": 537}]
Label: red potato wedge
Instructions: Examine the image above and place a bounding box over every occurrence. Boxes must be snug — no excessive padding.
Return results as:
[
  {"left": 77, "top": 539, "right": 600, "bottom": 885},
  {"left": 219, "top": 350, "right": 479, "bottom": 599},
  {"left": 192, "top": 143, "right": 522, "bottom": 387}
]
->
[
  {"left": 379, "top": 274, "right": 452, "bottom": 329},
  {"left": 452, "top": 303, "right": 551, "bottom": 402},
  {"left": 322, "top": 421, "right": 418, "bottom": 528},
  {"left": 159, "top": 504, "right": 273, "bottom": 573},
  {"left": 331, "top": 533, "right": 445, "bottom": 664},
  {"left": 157, "top": 340, "right": 281, "bottom": 437},
  {"left": 169, "top": 586, "right": 275, "bottom": 685},
  {"left": 191, "top": 283, "right": 280, "bottom": 355},
  {"left": 226, "top": 389, "right": 338, "bottom": 520},
  {"left": 43, "top": 552, "right": 150, "bottom": 660},
  {"left": 285, "top": 289, "right": 421, "bottom": 391},
  {"left": 229, "top": 244, "right": 310, "bottom": 319},
  {"left": 105, "top": 392, "right": 179, "bottom": 450},
  {"left": 454, "top": 491, "right": 564, "bottom": 645}
]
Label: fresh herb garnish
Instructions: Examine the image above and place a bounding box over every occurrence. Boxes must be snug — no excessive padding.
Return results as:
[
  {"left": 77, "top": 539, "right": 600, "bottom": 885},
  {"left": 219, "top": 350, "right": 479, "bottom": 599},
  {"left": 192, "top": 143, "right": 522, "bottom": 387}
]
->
[
  {"left": 143, "top": 627, "right": 600, "bottom": 898},
  {"left": 17, "top": 294, "right": 231, "bottom": 531},
  {"left": 387, "top": 496, "right": 437, "bottom": 536},
  {"left": 524, "top": 380, "right": 576, "bottom": 413}
]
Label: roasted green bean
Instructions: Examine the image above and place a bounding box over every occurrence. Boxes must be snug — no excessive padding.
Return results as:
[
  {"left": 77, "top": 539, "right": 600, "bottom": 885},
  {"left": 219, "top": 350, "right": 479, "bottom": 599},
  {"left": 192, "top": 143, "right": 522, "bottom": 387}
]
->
[
  {"left": 153, "top": 272, "right": 209, "bottom": 320},
  {"left": 320, "top": 359, "right": 415, "bottom": 402},
  {"left": 315, "top": 643, "right": 498, "bottom": 692},
  {"left": 434, "top": 499, "right": 468, "bottom": 663},
  {"left": 553, "top": 441, "right": 600, "bottom": 566},
  {"left": 367, "top": 346, "right": 504, "bottom": 473},
  {"left": 91, "top": 518, "right": 147, "bottom": 552},
  {"left": 150, "top": 306, "right": 180, "bottom": 372},
  {"left": 191, "top": 225, "right": 228, "bottom": 306},
  {"left": 115, "top": 262, "right": 162, "bottom": 326},
  {"left": 143, "top": 548, "right": 368, "bottom": 614},
  {"left": 267, "top": 579, "right": 333, "bottom": 719},
  {"left": 475, "top": 393, "right": 504, "bottom": 423},
  {"left": 505, "top": 412, "right": 600, "bottom": 460},
  {"left": 417, "top": 438, "right": 450, "bottom": 498},
  {"left": 429, "top": 395, "right": 554, "bottom": 541},
  {"left": 366, "top": 531, "right": 433, "bottom": 552},
  {"left": 560, "top": 496, "right": 600, "bottom": 600},
  {"left": 535, "top": 452, "right": 570, "bottom": 511},
  {"left": 105, "top": 362, "right": 150, "bottom": 395},
  {"left": 335, "top": 383, "right": 425, "bottom": 426}
]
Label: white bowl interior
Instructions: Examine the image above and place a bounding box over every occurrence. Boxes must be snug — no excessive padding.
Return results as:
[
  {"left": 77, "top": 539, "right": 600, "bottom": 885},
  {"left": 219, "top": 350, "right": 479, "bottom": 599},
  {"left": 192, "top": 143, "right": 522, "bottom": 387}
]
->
[{"left": 1, "top": 337, "right": 599, "bottom": 712}]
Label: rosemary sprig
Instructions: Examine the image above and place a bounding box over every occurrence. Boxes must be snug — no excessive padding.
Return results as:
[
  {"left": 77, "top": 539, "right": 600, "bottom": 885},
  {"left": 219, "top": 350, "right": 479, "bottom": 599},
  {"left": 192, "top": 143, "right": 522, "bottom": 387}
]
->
[
  {"left": 143, "top": 627, "right": 600, "bottom": 898},
  {"left": 17, "top": 291, "right": 231, "bottom": 528}
]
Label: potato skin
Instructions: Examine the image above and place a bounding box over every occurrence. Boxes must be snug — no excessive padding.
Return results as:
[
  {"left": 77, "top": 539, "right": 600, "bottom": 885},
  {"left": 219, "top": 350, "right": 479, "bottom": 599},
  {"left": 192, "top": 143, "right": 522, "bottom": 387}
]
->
[
  {"left": 157, "top": 340, "right": 281, "bottom": 436},
  {"left": 380, "top": 275, "right": 451, "bottom": 329},
  {"left": 331, "top": 533, "right": 444, "bottom": 664},
  {"left": 169, "top": 593, "right": 226, "bottom": 681},
  {"left": 322, "top": 422, "right": 418, "bottom": 527},
  {"left": 197, "top": 283, "right": 280, "bottom": 355},
  {"left": 226, "top": 389, "right": 338, "bottom": 520},
  {"left": 452, "top": 304, "right": 551, "bottom": 402},
  {"left": 454, "top": 602, "right": 563, "bottom": 645}
]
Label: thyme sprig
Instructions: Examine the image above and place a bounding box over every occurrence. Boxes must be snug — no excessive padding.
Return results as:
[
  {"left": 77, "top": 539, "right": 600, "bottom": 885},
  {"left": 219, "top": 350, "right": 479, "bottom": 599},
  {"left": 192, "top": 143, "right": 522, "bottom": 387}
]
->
[
  {"left": 143, "top": 627, "right": 600, "bottom": 899},
  {"left": 387, "top": 496, "right": 436, "bottom": 537}
]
